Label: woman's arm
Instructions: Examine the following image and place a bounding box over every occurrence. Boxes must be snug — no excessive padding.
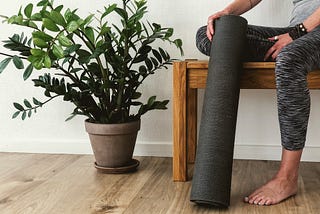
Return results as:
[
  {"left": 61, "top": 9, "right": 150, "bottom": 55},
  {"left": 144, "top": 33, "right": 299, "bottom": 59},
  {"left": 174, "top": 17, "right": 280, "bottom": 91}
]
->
[
  {"left": 303, "top": 7, "right": 320, "bottom": 31},
  {"left": 222, "top": 0, "right": 262, "bottom": 16},
  {"left": 264, "top": 6, "right": 320, "bottom": 61},
  {"left": 207, "top": 0, "right": 262, "bottom": 40}
]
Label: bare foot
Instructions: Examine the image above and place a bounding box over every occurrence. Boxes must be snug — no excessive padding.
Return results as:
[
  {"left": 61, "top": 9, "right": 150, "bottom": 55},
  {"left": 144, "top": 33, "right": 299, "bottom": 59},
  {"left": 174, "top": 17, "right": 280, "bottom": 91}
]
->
[{"left": 243, "top": 176, "right": 298, "bottom": 206}]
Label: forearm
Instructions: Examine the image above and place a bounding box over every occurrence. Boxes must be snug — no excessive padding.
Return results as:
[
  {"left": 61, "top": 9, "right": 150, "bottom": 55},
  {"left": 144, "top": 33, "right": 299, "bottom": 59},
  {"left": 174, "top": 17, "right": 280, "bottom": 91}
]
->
[
  {"left": 206, "top": 0, "right": 262, "bottom": 40},
  {"left": 303, "top": 7, "right": 320, "bottom": 32},
  {"left": 223, "top": 0, "right": 262, "bottom": 15}
]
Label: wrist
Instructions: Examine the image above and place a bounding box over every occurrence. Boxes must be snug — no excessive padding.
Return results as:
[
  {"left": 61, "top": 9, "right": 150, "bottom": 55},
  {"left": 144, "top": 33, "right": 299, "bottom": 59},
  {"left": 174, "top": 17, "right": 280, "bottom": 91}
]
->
[
  {"left": 288, "top": 23, "right": 308, "bottom": 40},
  {"left": 222, "top": 9, "right": 231, "bottom": 15}
]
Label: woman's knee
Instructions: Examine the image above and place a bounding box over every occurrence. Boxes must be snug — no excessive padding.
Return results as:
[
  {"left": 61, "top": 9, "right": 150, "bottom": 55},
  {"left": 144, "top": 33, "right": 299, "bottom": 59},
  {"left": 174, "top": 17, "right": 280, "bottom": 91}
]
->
[
  {"left": 276, "top": 41, "right": 315, "bottom": 71},
  {"left": 275, "top": 46, "right": 308, "bottom": 85},
  {"left": 196, "top": 26, "right": 211, "bottom": 56}
]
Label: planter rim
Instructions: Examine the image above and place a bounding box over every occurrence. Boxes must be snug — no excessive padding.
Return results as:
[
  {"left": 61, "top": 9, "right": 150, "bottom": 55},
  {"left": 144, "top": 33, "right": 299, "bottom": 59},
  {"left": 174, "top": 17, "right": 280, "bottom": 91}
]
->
[{"left": 85, "top": 119, "right": 141, "bottom": 135}]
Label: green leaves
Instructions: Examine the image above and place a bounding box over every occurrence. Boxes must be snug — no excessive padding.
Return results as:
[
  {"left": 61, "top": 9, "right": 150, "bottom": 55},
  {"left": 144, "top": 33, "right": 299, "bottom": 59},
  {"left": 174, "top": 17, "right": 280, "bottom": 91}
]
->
[
  {"left": 152, "top": 49, "right": 162, "bottom": 63},
  {"left": 33, "top": 73, "right": 67, "bottom": 96},
  {"left": 37, "top": 0, "right": 50, "bottom": 7},
  {"left": 3, "top": 33, "right": 31, "bottom": 56},
  {"left": 50, "top": 10, "right": 66, "bottom": 27},
  {"left": 53, "top": 44, "right": 64, "bottom": 58},
  {"left": 84, "top": 27, "right": 95, "bottom": 44},
  {"left": 136, "top": 96, "right": 169, "bottom": 118},
  {"left": 43, "top": 55, "right": 51, "bottom": 68},
  {"left": 12, "top": 56, "right": 24, "bottom": 69},
  {"left": 66, "top": 21, "right": 79, "bottom": 32},
  {"left": 28, "top": 49, "right": 46, "bottom": 70},
  {"left": 33, "top": 38, "right": 49, "bottom": 48},
  {"left": 0, "top": 0, "right": 184, "bottom": 123},
  {"left": 32, "top": 31, "right": 53, "bottom": 42},
  {"left": 30, "top": 48, "right": 45, "bottom": 56},
  {"left": 24, "top": 99, "right": 32, "bottom": 108},
  {"left": 58, "top": 34, "right": 73, "bottom": 47},
  {"left": 64, "top": 44, "right": 81, "bottom": 55},
  {"left": 27, "top": 52, "right": 48, "bottom": 70},
  {"left": 7, "top": 15, "right": 23, "bottom": 25},
  {"left": 0, "top": 55, "right": 25, "bottom": 74},
  {"left": 24, "top": 3, "right": 33, "bottom": 18},
  {"left": 173, "top": 39, "right": 183, "bottom": 55},
  {"left": 32, "top": 31, "right": 52, "bottom": 48},
  {"left": 147, "top": 96, "right": 156, "bottom": 107},
  {"left": 101, "top": 4, "right": 117, "bottom": 19},
  {"left": 132, "top": 92, "right": 142, "bottom": 99},
  {"left": 164, "top": 28, "right": 173, "bottom": 38},
  {"left": 12, "top": 97, "right": 44, "bottom": 120},
  {"left": 23, "top": 64, "right": 34, "bottom": 80},
  {"left": 42, "top": 18, "right": 60, "bottom": 32},
  {"left": 13, "top": 102, "right": 24, "bottom": 111},
  {"left": 76, "top": 49, "right": 91, "bottom": 64},
  {"left": 114, "top": 8, "right": 128, "bottom": 20},
  {"left": 0, "top": 58, "right": 12, "bottom": 74}
]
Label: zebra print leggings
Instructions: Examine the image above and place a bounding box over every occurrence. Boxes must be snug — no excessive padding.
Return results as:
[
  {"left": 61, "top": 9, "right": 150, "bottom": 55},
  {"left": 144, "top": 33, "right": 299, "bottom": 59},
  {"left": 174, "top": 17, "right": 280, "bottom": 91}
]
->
[{"left": 196, "top": 24, "right": 320, "bottom": 150}]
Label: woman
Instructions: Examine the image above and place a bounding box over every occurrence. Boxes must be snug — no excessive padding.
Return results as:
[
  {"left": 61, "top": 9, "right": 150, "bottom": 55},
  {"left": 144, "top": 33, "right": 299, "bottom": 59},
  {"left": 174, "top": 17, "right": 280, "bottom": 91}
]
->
[{"left": 196, "top": 0, "right": 320, "bottom": 206}]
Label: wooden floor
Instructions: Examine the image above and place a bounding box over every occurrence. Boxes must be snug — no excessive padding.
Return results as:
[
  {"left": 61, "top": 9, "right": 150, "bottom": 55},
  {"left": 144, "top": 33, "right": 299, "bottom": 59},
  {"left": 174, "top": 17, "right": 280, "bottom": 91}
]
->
[{"left": 0, "top": 153, "right": 319, "bottom": 214}]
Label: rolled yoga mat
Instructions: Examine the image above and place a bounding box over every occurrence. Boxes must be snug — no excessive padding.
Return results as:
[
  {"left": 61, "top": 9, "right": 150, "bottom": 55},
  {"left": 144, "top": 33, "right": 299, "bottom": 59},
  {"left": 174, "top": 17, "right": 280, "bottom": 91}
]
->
[{"left": 190, "top": 15, "right": 248, "bottom": 207}]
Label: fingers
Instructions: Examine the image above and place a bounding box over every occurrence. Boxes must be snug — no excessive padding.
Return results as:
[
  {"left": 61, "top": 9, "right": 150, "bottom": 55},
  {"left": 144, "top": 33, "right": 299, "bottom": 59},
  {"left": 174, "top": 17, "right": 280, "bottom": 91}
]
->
[
  {"left": 269, "top": 35, "right": 279, "bottom": 42},
  {"left": 264, "top": 42, "right": 283, "bottom": 61},
  {"left": 264, "top": 45, "right": 276, "bottom": 61},
  {"left": 206, "top": 21, "right": 214, "bottom": 41},
  {"left": 271, "top": 49, "right": 281, "bottom": 60},
  {"left": 264, "top": 36, "right": 279, "bottom": 61},
  {"left": 264, "top": 45, "right": 282, "bottom": 61},
  {"left": 206, "top": 11, "right": 226, "bottom": 41},
  {"left": 206, "top": 15, "right": 218, "bottom": 41},
  {"left": 264, "top": 33, "right": 293, "bottom": 61}
]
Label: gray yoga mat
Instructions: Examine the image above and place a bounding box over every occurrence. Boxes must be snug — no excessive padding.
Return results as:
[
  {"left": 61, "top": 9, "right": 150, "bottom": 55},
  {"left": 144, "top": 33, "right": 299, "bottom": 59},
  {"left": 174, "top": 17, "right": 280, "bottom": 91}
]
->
[{"left": 190, "top": 15, "right": 248, "bottom": 207}]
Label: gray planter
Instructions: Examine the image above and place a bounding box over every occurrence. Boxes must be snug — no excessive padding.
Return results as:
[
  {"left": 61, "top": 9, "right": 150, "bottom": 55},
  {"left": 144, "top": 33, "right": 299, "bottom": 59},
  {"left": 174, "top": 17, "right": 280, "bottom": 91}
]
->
[{"left": 85, "top": 119, "right": 140, "bottom": 169}]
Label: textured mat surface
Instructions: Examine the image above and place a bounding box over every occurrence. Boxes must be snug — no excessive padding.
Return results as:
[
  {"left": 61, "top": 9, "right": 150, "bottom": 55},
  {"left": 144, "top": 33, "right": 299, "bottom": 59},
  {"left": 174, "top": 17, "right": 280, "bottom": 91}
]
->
[{"left": 190, "top": 15, "right": 248, "bottom": 207}]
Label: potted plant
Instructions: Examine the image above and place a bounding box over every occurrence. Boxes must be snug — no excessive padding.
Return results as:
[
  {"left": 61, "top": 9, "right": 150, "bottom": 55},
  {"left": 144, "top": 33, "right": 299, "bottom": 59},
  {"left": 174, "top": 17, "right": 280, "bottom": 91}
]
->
[{"left": 0, "top": 0, "right": 182, "bottom": 173}]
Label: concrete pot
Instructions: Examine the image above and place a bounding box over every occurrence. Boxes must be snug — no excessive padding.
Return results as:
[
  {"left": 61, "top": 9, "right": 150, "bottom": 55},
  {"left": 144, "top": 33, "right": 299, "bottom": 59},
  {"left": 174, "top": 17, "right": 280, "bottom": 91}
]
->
[{"left": 85, "top": 119, "right": 140, "bottom": 168}]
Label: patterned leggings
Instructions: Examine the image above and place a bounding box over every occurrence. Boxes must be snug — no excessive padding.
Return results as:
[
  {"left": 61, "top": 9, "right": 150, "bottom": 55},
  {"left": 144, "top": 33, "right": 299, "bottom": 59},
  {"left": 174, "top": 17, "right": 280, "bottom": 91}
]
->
[{"left": 196, "top": 24, "right": 320, "bottom": 150}]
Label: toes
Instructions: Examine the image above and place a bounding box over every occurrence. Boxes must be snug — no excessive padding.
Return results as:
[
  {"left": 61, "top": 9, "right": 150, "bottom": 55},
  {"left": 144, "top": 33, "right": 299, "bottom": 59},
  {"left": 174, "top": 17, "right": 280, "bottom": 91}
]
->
[
  {"left": 253, "top": 197, "right": 263, "bottom": 205},
  {"left": 258, "top": 197, "right": 268, "bottom": 206},
  {"left": 249, "top": 196, "right": 274, "bottom": 206},
  {"left": 248, "top": 192, "right": 262, "bottom": 204},
  {"left": 247, "top": 193, "right": 271, "bottom": 206},
  {"left": 264, "top": 199, "right": 273, "bottom": 206}
]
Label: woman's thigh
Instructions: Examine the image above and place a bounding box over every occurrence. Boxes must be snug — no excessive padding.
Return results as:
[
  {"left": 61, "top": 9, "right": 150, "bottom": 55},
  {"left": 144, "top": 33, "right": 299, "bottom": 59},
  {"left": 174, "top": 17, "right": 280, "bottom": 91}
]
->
[
  {"left": 276, "top": 27, "right": 320, "bottom": 71},
  {"left": 245, "top": 25, "right": 291, "bottom": 61},
  {"left": 195, "top": 24, "right": 291, "bottom": 61}
]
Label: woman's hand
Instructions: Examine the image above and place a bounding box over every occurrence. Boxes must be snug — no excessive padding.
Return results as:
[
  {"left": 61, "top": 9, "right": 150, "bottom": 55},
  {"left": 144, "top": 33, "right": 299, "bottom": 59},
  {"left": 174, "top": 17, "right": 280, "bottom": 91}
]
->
[
  {"left": 207, "top": 10, "right": 229, "bottom": 41},
  {"left": 264, "top": 33, "right": 293, "bottom": 61}
]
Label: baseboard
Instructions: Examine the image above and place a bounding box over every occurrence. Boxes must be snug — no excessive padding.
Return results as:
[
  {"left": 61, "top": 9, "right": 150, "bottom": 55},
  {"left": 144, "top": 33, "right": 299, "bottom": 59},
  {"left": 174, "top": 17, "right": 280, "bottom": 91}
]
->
[
  {"left": 0, "top": 139, "right": 173, "bottom": 156},
  {"left": 0, "top": 139, "right": 93, "bottom": 154},
  {"left": 233, "top": 144, "right": 320, "bottom": 162},
  {"left": 0, "top": 140, "right": 319, "bottom": 162}
]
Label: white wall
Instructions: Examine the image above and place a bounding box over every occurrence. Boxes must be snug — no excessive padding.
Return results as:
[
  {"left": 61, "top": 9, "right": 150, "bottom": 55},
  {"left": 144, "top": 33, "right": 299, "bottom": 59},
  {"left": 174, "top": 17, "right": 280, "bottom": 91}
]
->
[{"left": 0, "top": 0, "right": 319, "bottom": 161}]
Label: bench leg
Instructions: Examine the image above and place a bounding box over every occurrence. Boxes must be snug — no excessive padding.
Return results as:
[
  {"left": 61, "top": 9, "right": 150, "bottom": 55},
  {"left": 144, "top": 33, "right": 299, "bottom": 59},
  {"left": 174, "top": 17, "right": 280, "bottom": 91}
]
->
[
  {"left": 187, "top": 88, "right": 197, "bottom": 164},
  {"left": 173, "top": 62, "right": 187, "bottom": 181}
]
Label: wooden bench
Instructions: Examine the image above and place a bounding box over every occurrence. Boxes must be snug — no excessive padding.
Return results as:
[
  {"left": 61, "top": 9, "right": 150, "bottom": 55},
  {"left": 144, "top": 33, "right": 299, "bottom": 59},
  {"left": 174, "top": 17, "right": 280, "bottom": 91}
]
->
[{"left": 172, "top": 60, "right": 320, "bottom": 182}]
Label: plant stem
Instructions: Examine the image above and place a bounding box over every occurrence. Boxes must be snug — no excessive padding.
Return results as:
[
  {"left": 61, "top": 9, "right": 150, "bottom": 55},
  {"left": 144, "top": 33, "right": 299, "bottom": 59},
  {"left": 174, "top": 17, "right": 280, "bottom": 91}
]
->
[
  {"left": 0, "top": 52, "right": 28, "bottom": 60},
  {"left": 52, "top": 63, "right": 82, "bottom": 85},
  {"left": 21, "top": 94, "right": 60, "bottom": 113}
]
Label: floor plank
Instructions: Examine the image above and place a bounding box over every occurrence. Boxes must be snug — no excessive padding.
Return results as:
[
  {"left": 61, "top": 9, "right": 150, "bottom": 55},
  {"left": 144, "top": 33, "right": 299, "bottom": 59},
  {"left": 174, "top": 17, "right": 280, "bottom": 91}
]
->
[{"left": 0, "top": 152, "right": 319, "bottom": 214}]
